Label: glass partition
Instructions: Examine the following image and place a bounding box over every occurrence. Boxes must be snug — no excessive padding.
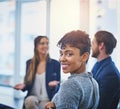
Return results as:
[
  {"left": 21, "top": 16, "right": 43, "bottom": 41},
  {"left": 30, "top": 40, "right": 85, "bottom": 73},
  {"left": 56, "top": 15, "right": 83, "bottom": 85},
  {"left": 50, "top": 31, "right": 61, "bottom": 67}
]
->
[
  {"left": 20, "top": 0, "right": 47, "bottom": 80},
  {"left": 0, "top": 0, "right": 15, "bottom": 86},
  {"left": 0, "top": 0, "right": 47, "bottom": 87}
]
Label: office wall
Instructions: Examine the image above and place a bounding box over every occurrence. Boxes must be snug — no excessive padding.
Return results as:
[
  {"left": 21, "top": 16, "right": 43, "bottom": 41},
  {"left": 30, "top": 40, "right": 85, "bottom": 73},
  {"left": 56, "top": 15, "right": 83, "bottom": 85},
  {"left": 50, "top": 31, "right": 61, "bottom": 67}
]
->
[
  {"left": 49, "top": 0, "right": 80, "bottom": 80},
  {"left": 49, "top": 0, "right": 80, "bottom": 60}
]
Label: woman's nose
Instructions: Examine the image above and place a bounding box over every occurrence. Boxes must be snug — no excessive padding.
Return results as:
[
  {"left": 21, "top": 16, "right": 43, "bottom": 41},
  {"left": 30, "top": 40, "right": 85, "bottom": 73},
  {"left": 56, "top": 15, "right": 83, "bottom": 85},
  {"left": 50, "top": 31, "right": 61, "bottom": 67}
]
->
[{"left": 59, "top": 55, "right": 66, "bottom": 62}]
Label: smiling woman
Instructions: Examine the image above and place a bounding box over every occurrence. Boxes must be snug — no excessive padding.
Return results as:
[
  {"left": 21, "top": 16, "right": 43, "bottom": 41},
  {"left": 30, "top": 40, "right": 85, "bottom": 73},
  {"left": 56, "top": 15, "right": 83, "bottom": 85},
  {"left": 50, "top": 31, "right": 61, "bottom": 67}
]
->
[
  {"left": 45, "top": 30, "right": 99, "bottom": 109},
  {"left": 13, "top": 36, "right": 61, "bottom": 109}
]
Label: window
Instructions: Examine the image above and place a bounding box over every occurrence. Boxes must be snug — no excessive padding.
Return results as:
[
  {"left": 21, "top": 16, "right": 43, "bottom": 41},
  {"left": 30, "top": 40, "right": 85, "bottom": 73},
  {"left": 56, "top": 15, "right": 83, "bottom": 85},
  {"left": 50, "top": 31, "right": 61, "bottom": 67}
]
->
[
  {"left": 0, "top": 0, "right": 15, "bottom": 86},
  {"left": 0, "top": 0, "right": 48, "bottom": 87}
]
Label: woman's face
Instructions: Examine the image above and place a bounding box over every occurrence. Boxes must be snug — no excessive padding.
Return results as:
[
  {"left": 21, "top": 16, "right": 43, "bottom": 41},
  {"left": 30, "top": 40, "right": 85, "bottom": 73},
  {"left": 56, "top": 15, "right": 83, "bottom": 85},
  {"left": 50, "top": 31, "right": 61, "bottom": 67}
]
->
[
  {"left": 37, "top": 38, "right": 49, "bottom": 55},
  {"left": 59, "top": 45, "right": 85, "bottom": 74}
]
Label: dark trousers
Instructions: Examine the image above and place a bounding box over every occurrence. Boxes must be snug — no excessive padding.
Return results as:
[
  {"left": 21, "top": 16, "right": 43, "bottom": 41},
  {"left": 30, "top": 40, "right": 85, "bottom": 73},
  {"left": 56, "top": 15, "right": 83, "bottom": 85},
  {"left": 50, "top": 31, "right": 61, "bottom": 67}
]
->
[{"left": 0, "top": 104, "right": 15, "bottom": 109}]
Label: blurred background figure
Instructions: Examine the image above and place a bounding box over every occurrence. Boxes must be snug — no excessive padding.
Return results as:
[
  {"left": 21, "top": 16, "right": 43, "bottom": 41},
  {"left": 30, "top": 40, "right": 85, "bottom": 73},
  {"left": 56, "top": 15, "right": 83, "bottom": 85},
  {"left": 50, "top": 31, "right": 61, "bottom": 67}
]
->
[
  {"left": 91, "top": 30, "right": 120, "bottom": 109},
  {"left": 14, "top": 36, "right": 61, "bottom": 109}
]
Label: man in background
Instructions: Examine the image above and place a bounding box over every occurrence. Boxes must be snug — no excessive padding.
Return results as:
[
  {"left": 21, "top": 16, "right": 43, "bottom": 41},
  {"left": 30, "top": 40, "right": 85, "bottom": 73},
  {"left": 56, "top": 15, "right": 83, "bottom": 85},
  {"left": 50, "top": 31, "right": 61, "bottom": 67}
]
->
[{"left": 91, "top": 30, "right": 120, "bottom": 109}]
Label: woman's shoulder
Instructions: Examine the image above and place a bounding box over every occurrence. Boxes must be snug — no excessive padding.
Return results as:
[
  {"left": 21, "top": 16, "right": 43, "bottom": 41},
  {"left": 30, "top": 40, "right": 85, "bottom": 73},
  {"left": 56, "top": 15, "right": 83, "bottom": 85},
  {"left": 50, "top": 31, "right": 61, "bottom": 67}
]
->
[
  {"left": 48, "top": 58, "right": 60, "bottom": 64},
  {"left": 26, "top": 59, "right": 32, "bottom": 64}
]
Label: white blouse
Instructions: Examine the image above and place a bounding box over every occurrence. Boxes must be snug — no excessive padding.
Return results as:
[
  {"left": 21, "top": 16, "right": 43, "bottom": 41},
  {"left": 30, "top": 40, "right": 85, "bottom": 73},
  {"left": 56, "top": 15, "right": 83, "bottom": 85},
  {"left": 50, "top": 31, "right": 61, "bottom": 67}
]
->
[{"left": 31, "top": 72, "right": 49, "bottom": 101}]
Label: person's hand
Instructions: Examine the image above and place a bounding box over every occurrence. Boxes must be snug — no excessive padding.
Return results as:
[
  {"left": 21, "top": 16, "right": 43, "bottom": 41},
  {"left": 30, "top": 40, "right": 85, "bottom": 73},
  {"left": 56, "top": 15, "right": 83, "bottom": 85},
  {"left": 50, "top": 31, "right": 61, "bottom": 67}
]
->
[
  {"left": 13, "top": 83, "right": 25, "bottom": 90},
  {"left": 48, "top": 80, "right": 59, "bottom": 88},
  {"left": 45, "top": 101, "right": 56, "bottom": 109}
]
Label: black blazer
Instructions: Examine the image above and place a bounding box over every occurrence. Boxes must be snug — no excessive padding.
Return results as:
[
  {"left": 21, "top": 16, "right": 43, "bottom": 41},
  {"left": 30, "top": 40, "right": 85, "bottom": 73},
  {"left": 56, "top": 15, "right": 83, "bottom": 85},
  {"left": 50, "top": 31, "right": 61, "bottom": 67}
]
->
[
  {"left": 0, "top": 104, "right": 15, "bottom": 109},
  {"left": 92, "top": 57, "right": 120, "bottom": 109},
  {"left": 22, "top": 58, "right": 61, "bottom": 100}
]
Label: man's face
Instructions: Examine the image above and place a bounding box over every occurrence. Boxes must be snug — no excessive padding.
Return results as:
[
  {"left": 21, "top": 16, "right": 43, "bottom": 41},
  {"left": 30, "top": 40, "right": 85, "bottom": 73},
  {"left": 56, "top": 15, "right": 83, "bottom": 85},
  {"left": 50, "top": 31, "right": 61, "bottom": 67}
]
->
[
  {"left": 91, "top": 37, "right": 100, "bottom": 58},
  {"left": 59, "top": 45, "right": 84, "bottom": 74}
]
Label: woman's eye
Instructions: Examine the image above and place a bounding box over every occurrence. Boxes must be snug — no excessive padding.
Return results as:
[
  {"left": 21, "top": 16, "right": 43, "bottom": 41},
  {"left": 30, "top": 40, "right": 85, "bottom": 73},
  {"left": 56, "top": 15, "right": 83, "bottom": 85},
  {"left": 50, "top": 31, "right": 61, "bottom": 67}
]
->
[
  {"left": 60, "top": 53, "right": 63, "bottom": 57},
  {"left": 66, "top": 52, "right": 73, "bottom": 57}
]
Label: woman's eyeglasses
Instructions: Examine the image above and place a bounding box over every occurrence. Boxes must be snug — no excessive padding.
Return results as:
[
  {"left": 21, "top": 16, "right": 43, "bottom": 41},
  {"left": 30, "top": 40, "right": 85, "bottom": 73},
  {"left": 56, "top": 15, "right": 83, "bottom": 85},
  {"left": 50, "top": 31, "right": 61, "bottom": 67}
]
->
[
  {"left": 38, "top": 42, "right": 49, "bottom": 46},
  {"left": 46, "top": 107, "right": 55, "bottom": 109}
]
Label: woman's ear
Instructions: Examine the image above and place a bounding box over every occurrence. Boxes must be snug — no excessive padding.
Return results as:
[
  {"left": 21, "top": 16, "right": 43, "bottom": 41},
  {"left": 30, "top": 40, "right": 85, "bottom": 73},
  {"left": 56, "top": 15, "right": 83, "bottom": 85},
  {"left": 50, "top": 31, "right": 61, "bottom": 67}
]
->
[{"left": 82, "top": 52, "right": 89, "bottom": 62}]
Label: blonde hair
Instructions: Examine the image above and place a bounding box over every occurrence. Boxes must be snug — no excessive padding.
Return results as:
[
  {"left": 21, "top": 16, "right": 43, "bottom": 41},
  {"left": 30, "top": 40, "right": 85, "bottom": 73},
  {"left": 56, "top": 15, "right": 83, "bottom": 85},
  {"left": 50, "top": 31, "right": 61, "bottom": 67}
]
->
[{"left": 24, "top": 36, "right": 49, "bottom": 84}]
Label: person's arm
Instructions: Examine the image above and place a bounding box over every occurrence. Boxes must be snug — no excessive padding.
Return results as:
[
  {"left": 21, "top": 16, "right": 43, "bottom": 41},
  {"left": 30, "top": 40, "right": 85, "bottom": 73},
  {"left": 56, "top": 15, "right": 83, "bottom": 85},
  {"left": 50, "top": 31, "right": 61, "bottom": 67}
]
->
[
  {"left": 13, "top": 83, "right": 25, "bottom": 90},
  {"left": 48, "top": 60, "right": 61, "bottom": 91},
  {"left": 14, "top": 59, "right": 32, "bottom": 91},
  {"left": 22, "top": 59, "right": 33, "bottom": 91},
  {"left": 53, "top": 61, "right": 61, "bottom": 92},
  {"left": 48, "top": 81, "right": 60, "bottom": 89},
  {"left": 51, "top": 80, "right": 81, "bottom": 109},
  {"left": 98, "top": 71, "right": 119, "bottom": 109},
  {"left": 45, "top": 102, "right": 56, "bottom": 109}
]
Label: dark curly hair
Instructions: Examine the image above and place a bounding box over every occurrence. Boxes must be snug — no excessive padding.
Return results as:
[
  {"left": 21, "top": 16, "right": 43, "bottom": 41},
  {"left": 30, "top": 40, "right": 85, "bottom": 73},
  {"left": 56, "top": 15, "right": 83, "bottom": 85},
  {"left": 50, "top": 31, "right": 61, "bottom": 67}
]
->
[
  {"left": 95, "top": 30, "right": 117, "bottom": 54},
  {"left": 57, "top": 30, "right": 91, "bottom": 55}
]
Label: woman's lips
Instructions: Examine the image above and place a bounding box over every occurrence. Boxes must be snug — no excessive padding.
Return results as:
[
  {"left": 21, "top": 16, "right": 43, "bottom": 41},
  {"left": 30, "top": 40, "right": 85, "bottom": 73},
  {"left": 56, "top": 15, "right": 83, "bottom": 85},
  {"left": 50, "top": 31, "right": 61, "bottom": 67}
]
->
[{"left": 62, "top": 64, "right": 69, "bottom": 70}]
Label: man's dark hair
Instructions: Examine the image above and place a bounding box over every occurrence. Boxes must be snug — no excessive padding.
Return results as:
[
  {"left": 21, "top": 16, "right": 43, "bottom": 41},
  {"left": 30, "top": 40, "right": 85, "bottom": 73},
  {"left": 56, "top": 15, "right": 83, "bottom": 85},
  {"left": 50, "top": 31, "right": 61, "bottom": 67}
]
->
[{"left": 95, "top": 30, "right": 117, "bottom": 54}]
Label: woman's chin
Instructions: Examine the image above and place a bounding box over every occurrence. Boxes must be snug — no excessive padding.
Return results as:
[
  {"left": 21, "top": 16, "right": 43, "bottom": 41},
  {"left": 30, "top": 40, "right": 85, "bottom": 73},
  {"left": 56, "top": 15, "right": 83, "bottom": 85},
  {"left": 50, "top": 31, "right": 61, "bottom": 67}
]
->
[{"left": 63, "top": 70, "right": 69, "bottom": 74}]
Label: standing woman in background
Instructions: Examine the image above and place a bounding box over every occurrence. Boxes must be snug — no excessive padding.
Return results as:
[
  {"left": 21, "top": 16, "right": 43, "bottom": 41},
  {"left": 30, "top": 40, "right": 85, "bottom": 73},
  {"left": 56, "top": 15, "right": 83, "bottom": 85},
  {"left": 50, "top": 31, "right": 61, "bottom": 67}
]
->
[{"left": 14, "top": 36, "right": 61, "bottom": 109}]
